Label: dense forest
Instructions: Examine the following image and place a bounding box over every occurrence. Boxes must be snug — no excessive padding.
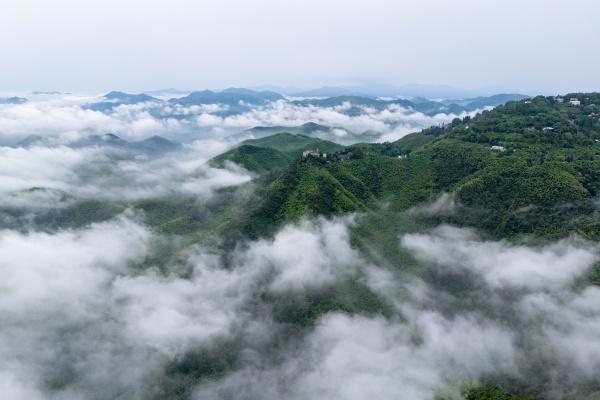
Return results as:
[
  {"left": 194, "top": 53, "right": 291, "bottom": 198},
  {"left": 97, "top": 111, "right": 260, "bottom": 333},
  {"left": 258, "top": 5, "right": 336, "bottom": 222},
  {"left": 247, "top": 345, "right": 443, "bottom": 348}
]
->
[{"left": 8, "top": 94, "right": 600, "bottom": 399}]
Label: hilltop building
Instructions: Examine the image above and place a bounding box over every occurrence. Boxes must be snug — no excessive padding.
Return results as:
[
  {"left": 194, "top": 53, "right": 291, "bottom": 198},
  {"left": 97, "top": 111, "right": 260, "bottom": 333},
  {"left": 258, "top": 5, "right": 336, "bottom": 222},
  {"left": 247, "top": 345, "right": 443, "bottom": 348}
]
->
[
  {"left": 489, "top": 145, "right": 506, "bottom": 152},
  {"left": 302, "top": 148, "right": 327, "bottom": 159}
]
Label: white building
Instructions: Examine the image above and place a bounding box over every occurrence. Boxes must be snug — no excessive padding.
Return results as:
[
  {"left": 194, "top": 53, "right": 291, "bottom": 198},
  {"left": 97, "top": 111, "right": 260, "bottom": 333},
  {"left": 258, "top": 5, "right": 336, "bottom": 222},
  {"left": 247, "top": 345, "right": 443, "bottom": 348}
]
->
[{"left": 490, "top": 146, "right": 506, "bottom": 152}]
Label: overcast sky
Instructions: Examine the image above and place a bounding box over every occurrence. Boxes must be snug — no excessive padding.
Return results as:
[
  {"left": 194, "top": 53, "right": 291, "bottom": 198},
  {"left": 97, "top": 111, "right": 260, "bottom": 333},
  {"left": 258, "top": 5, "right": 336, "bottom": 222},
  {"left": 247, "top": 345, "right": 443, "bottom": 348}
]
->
[{"left": 1, "top": 0, "right": 599, "bottom": 95}]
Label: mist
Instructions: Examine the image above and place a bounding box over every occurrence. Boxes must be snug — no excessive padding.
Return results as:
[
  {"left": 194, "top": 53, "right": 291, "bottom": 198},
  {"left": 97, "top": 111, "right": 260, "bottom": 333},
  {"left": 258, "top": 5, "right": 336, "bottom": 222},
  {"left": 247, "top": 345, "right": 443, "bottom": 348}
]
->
[
  {"left": 0, "top": 93, "right": 473, "bottom": 145},
  {"left": 1, "top": 93, "right": 599, "bottom": 400},
  {"left": 1, "top": 200, "right": 599, "bottom": 399}
]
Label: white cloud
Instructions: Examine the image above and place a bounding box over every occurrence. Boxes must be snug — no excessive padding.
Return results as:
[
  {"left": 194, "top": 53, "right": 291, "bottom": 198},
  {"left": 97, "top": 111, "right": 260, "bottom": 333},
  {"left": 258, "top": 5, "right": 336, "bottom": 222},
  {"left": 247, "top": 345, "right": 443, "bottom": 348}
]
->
[
  {"left": 401, "top": 225, "right": 597, "bottom": 291},
  {"left": 243, "top": 217, "right": 359, "bottom": 293},
  {"left": 0, "top": 138, "right": 249, "bottom": 202},
  {"left": 0, "top": 96, "right": 188, "bottom": 144},
  {"left": 292, "top": 312, "right": 515, "bottom": 400}
]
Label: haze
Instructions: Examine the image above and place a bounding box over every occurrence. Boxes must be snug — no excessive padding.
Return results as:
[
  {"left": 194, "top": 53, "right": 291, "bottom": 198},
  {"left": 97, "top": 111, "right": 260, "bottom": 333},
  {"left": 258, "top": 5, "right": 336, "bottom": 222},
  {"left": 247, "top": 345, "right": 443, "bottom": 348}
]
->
[{"left": 1, "top": 0, "right": 599, "bottom": 95}]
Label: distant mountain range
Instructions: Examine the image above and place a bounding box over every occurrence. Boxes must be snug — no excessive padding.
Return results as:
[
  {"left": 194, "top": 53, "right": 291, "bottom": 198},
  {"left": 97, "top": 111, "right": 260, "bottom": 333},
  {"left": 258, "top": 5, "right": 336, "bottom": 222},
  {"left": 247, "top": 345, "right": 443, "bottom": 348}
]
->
[
  {"left": 289, "top": 86, "right": 370, "bottom": 98},
  {"left": 247, "top": 83, "right": 479, "bottom": 99},
  {"left": 77, "top": 88, "right": 529, "bottom": 118},
  {"left": 143, "top": 88, "right": 196, "bottom": 96},
  {"left": 291, "top": 93, "right": 529, "bottom": 116},
  {"left": 170, "top": 88, "right": 285, "bottom": 106},
  {"left": 31, "top": 91, "right": 63, "bottom": 95},
  {"left": 0, "top": 97, "right": 27, "bottom": 105},
  {"left": 14, "top": 133, "right": 181, "bottom": 156},
  {"left": 84, "top": 91, "right": 159, "bottom": 112}
]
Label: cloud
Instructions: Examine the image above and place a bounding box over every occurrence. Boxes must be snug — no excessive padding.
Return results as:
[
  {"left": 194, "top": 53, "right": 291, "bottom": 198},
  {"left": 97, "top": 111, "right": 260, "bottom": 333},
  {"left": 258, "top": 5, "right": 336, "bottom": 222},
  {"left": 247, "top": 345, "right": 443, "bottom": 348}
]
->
[
  {"left": 0, "top": 213, "right": 370, "bottom": 399},
  {"left": 398, "top": 226, "right": 600, "bottom": 397},
  {"left": 0, "top": 145, "right": 99, "bottom": 193},
  {"left": 290, "top": 312, "right": 515, "bottom": 400},
  {"left": 242, "top": 217, "right": 359, "bottom": 293},
  {"left": 0, "top": 213, "right": 155, "bottom": 398},
  {"left": 0, "top": 95, "right": 188, "bottom": 144},
  {"left": 1, "top": 205, "right": 600, "bottom": 399},
  {"left": 0, "top": 138, "right": 250, "bottom": 202},
  {"left": 2, "top": 94, "right": 600, "bottom": 400},
  {"left": 401, "top": 225, "right": 597, "bottom": 291},
  {"left": 0, "top": 95, "right": 475, "bottom": 146}
]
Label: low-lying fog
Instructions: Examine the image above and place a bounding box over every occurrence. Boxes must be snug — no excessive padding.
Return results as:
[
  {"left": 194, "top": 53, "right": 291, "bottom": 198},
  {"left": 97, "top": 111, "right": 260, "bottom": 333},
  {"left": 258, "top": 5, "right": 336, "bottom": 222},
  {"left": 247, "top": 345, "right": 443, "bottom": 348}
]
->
[
  {"left": 0, "top": 94, "right": 598, "bottom": 400},
  {"left": 0, "top": 92, "right": 472, "bottom": 145}
]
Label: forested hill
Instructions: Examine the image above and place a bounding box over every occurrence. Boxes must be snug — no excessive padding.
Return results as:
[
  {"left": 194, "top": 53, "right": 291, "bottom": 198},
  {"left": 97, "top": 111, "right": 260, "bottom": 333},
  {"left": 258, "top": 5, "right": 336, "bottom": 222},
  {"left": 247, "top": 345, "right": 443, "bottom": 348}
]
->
[
  {"left": 21, "top": 94, "right": 599, "bottom": 400},
  {"left": 221, "top": 94, "right": 600, "bottom": 243}
]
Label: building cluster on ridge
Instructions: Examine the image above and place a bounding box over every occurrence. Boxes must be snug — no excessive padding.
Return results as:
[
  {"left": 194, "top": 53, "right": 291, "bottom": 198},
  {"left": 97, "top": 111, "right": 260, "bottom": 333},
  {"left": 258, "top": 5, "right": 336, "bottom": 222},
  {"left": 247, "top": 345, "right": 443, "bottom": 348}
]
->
[
  {"left": 302, "top": 148, "right": 327, "bottom": 159},
  {"left": 554, "top": 97, "right": 580, "bottom": 105}
]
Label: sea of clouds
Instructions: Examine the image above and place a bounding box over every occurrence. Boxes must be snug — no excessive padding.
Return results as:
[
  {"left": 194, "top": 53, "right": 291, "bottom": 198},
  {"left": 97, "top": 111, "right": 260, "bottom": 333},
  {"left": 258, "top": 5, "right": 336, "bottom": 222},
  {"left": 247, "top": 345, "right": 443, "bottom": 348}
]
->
[
  {"left": 1, "top": 212, "right": 599, "bottom": 399},
  {"left": 0, "top": 93, "right": 598, "bottom": 400},
  {"left": 0, "top": 93, "right": 472, "bottom": 145}
]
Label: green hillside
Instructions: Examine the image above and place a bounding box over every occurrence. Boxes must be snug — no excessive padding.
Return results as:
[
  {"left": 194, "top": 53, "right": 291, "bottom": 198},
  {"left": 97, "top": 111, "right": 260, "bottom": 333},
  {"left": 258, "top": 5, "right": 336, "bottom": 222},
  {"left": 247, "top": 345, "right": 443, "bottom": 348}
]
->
[
  {"left": 125, "top": 93, "right": 600, "bottom": 298},
  {"left": 216, "top": 94, "right": 600, "bottom": 245},
  {"left": 22, "top": 94, "right": 600, "bottom": 400},
  {"left": 229, "top": 122, "right": 379, "bottom": 144},
  {"left": 209, "top": 144, "right": 293, "bottom": 173},
  {"left": 241, "top": 132, "right": 344, "bottom": 156},
  {"left": 210, "top": 134, "right": 343, "bottom": 174}
]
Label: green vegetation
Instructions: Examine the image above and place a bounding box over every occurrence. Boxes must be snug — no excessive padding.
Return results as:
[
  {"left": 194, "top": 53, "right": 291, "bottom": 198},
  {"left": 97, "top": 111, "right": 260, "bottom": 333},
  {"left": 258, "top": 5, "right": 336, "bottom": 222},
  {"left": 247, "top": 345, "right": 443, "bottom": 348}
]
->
[
  {"left": 241, "top": 132, "right": 344, "bottom": 156},
  {"left": 435, "top": 382, "right": 537, "bottom": 400},
  {"left": 226, "top": 94, "right": 600, "bottom": 243},
  {"left": 83, "top": 93, "right": 600, "bottom": 268},
  {"left": 210, "top": 134, "right": 343, "bottom": 174},
  {"left": 463, "top": 386, "right": 535, "bottom": 400},
  {"left": 268, "top": 277, "right": 395, "bottom": 328},
  {"left": 210, "top": 145, "right": 293, "bottom": 173}
]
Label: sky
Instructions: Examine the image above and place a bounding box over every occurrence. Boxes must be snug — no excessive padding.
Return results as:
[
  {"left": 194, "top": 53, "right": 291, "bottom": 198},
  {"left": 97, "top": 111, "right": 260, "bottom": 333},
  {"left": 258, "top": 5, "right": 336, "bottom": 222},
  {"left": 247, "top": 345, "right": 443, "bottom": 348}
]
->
[{"left": 1, "top": 0, "right": 599, "bottom": 95}]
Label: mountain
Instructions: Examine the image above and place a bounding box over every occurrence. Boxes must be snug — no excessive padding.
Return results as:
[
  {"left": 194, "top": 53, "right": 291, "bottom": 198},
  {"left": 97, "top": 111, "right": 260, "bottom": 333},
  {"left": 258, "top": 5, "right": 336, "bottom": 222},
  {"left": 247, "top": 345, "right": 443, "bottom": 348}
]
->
[
  {"left": 103, "top": 91, "right": 156, "bottom": 103},
  {"left": 210, "top": 133, "right": 343, "bottom": 173},
  {"left": 31, "top": 91, "right": 62, "bottom": 95},
  {"left": 14, "top": 135, "right": 45, "bottom": 148},
  {"left": 291, "top": 94, "right": 530, "bottom": 117},
  {"left": 396, "top": 83, "right": 474, "bottom": 99},
  {"left": 240, "top": 132, "right": 344, "bottom": 156},
  {"left": 229, "top": 122, "right": 382, "bottom": 144},
  {"left": 290, "top": 86, "right": 369, "bottom": 98},
  {"left": 292, "top": 95, "right": 386, "bottom": 108},
  {"left": 219, "top": 87, "right": 285, "bottom": 102},
  {"left": 410, "top": 100, "right": 465, "bottom": 115},
  {"left": 462, "top": 93, "right": 531, "bottom": 111},
  {"left": 18, "top": 133, "right": 182, "bottom": 157},
  {"left": 144, "top": 88, "right": 196, "bottom": 96},
  {"left": 171, "top": 88, "right": 285, "bottom": 107},
  {"left": 86, "top": 91, "right": 158, "bottom": 112},
  {"left": 69, "top": 133, "right": 131, "bottom": 149},
  {"left": 0, "top": 97, "right": 27, "bottom": 104},
  {"left": 209, "top": 93, "right": 600, "bottom": 245},
  {"left": 246, "top": 85, "right": 305, "bottom": 95},
  {"left": 210, "top": 145, "right": 294, "bottom": 174},
  {"left": 342, "top": 83, "right": 505, "bottom": 99},
  {"left": 16, "top": 93, "right": 600, "bottom": 400},
  {"left": 342, "top": 83, "right": 404, "bottom": 98},
  {"left": 136, "top": 135, "right": 182, "bottom": 153}
]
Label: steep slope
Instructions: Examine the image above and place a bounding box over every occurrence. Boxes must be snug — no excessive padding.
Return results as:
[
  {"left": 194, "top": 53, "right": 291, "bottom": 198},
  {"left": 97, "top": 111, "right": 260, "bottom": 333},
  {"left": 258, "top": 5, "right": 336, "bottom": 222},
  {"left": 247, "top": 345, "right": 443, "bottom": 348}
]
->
[
  {"left": 210, "top": 145, "right": 293, "bottom": 174},
  {"left": 218, "top": 94, "right": 600, "bottom": 244},
  {"left": 241, "top": 132, "right": 344, "bottom": 157},
  {"left": 210, "top": 133, "right": 343, "bottom": 174},
  {"left": 229, "top": 122, "right": 381, "bottom": 144},
  {"left": 87, "top": 91, "right": 158, "bottom": 112},
  {"left": 172, "top": 88, "right": 284, "bottom": 106}
]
